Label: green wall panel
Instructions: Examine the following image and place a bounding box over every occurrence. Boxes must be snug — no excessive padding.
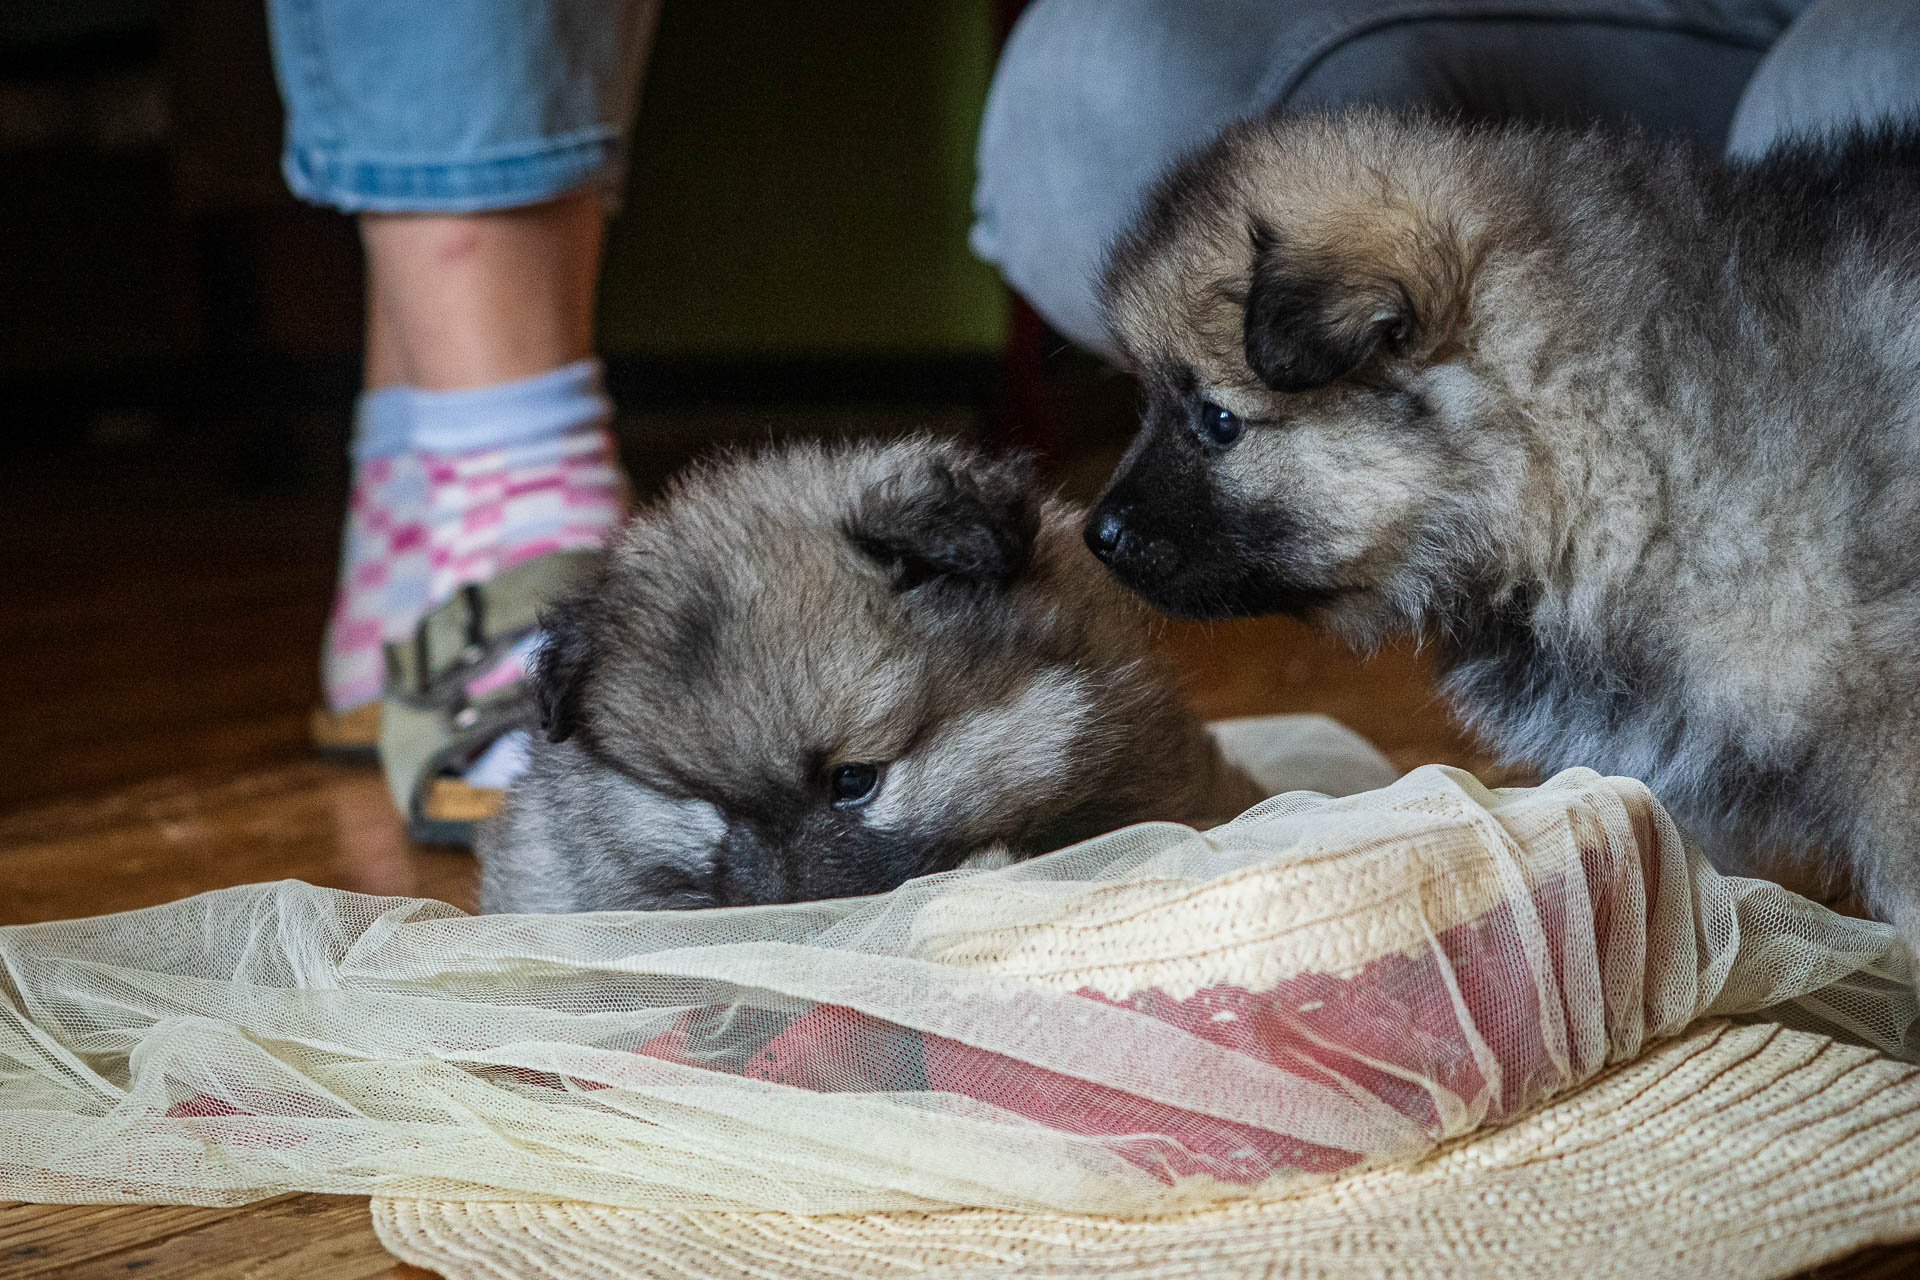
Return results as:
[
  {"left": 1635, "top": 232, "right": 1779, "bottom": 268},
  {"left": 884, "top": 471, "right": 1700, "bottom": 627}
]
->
[{"left": 598, "top": 2, "right": 1008, "bottom": 358}]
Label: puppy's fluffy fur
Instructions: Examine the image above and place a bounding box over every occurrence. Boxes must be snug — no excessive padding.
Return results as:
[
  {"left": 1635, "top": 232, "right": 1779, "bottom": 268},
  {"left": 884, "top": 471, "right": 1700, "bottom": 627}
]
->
[
  {"left": 1088, "top": 111, "right": 1920, "bottom": 947},
  {"left": 480, "top": 437, "right": 1263, "bottom": 912}
]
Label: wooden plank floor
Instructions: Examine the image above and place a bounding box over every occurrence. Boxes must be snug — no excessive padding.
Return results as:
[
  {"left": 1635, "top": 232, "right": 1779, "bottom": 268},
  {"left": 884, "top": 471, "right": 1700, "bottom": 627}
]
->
[{"left": 0, "top": 428, "right": 1911, "bottom": 1277}]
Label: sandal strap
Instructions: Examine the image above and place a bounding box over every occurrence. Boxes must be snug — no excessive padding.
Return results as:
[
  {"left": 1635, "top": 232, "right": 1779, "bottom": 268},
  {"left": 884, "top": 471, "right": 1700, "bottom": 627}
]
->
[
  {"left": 382, "top": 551, "right": 599, "bottom": 705},
  {"left": 376, "top": 550, "right": 601, "bottom": 840}
]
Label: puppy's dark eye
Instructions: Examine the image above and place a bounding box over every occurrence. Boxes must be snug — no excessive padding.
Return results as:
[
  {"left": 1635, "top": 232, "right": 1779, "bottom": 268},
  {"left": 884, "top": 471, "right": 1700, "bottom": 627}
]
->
[
  {"left": 1197, "top": 401, "right": 1244, "bottom": 448},
  {"left": 829, "top": 762, "right": 882, "bottom": 805}
]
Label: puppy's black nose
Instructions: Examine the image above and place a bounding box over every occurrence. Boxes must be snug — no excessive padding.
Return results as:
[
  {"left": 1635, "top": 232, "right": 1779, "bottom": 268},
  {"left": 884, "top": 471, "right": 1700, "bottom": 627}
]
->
[{"left": 1085, "top": 509, "right": 1127, "bottom": 563}]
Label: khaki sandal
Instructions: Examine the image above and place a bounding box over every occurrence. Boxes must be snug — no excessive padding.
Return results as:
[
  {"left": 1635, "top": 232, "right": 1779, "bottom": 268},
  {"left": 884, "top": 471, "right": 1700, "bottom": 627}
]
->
[{"left": 378, "top": 550, "right": 599, "bottom": 846}]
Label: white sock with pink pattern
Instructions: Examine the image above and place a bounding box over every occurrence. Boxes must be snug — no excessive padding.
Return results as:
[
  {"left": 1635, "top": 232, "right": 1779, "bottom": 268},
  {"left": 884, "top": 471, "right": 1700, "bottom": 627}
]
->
[
  {"left": 413, "top": 356, "right": 622, "bottom": 597},
  {"left": 323, "top": 359, "right": 626, "bottom": 784},
  {"left": 410, "top": 359, "right": 626, "bottom": 782}
]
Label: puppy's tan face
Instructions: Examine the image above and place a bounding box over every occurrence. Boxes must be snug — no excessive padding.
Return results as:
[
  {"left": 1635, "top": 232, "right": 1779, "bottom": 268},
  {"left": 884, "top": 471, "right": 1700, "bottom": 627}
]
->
[
  {"left": 1086, "top": 115, "right": 1521, "bottom": 635},
  {"left": 528, "top": 441, "right": 1173, "bottom": 908}
]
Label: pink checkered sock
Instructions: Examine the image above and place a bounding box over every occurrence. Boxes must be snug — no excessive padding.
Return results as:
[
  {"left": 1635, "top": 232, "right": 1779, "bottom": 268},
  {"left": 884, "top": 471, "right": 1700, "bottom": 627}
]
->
[
  {"left": 411, "top": 360, "right": 626, "bottom": 711},
  {"left": 420, "top": 429, "right": 625, "bottom": 605},
  {"left": 322, "top": 390, "right": 429, "bottom": 714}
]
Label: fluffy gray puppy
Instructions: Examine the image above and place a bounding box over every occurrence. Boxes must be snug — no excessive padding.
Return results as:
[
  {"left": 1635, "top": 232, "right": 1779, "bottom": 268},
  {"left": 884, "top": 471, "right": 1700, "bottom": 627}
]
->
[
  {"left": 1085, "top": 110, "right": 1920, "bottom": 953},
  {"left": 480, "top": 437, "right": 1265, "bottom": 912}
]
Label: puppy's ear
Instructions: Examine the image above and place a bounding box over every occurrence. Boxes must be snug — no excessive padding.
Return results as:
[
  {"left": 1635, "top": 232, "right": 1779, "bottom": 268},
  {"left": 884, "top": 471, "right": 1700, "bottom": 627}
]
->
[
  {"left": 1243, "top": 225, "right": 1416, "bottom": 392},
  {"left": 531, "top": 593, "right": 598, "bottom": 742},
  {"left": 848, "top": 451, "right": 1041, "bottom": 592}
]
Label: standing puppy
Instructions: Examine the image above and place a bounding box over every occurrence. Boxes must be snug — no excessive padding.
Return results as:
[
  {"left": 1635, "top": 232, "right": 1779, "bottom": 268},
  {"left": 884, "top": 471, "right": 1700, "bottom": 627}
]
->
[
  {"left": 482, "top": 437, "right": 1267, "bottom": 912},
  {"left": 1087, "top": 111, "right": 1920, "bottom": 948}
]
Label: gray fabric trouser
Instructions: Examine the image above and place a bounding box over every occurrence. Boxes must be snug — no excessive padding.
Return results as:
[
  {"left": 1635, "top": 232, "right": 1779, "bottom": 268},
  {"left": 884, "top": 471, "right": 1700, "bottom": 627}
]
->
[{"left": 972, "top": 0, "right": 1920, "bottom": 356}]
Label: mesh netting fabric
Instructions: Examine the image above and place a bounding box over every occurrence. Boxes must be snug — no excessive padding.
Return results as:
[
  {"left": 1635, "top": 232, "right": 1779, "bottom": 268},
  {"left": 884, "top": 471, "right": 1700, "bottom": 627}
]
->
[{"left": 0, "top": 765, "right": 1911, "bottom": 1212}]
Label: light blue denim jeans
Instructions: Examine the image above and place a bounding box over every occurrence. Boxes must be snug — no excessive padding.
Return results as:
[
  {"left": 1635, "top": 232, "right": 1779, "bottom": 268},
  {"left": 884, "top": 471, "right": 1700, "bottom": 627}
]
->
[
  {"left": 265, "top": 0, "right": 660, "bottom": 213},
  {"left": 974, "top": 0, "right": 1920, "bottom": 355}
]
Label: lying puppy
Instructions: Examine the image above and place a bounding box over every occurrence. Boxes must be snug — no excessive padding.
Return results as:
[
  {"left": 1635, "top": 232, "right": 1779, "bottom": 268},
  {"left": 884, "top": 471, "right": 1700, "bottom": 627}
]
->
[
  {"left": 480, "top": 437, "right": 1268, "bottom": 912},
  {"left": 1086, "top": 112, "right": 1920, "bottom": 951}
]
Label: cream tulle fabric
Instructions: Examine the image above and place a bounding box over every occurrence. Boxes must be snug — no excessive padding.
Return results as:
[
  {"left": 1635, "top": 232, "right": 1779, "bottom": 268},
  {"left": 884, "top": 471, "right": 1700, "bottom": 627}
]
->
[{"left": 1, "top": 765, "right": 1911, "bottom": 1213}]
